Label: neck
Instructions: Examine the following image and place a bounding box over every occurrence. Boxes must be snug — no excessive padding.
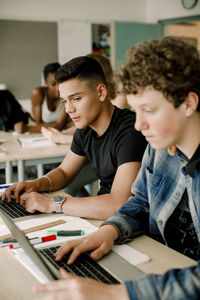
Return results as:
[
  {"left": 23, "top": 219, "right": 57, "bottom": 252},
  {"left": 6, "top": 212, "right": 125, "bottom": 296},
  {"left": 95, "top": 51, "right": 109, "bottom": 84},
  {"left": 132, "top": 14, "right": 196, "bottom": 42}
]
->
[
  {"left": 91, "top": 102, "right": 115, "bottom": 137},
  {"left": 176, "top": 112, "right": 200, "bottom": 159}
]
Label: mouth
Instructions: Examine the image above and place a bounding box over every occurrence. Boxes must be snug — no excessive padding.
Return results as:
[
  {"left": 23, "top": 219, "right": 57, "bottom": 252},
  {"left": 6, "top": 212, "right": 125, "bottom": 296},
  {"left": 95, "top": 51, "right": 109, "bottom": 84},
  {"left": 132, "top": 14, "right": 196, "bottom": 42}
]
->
[
  {"left": 144, "top": 135, "right": 154, "bottom": 141},
  {"left": 71, "top": 117, "right": 80, "bottom": 122}
]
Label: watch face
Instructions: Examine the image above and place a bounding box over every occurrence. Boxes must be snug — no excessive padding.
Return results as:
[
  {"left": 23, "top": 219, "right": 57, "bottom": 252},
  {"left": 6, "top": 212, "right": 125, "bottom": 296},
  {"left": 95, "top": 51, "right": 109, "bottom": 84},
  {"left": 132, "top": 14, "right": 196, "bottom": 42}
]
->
[
  {"left": 54, "top": 195, "right": 65, "bottom": 203},
  {"left": 181, "top": 0, "right": 198, "bottom": 9}
]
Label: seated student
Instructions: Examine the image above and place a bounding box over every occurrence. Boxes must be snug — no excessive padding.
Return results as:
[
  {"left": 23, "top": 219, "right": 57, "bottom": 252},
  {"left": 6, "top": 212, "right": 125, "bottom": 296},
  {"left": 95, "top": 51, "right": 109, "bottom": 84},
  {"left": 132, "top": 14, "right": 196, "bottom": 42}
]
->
[
  {"left": 33, "top": 37, "right": 200, "bottom": 299},
  {"left": 14, "top": 62, "right": 73, "bottom": 133},
  {"left": 1, "top": 56, "right": 147, "bottom": 220},
  {"left": 41, "top": 53, "right": 128, "bottom": 144},
  {"left": 0, "top": 84, "right": 29, "bottom": 131}
]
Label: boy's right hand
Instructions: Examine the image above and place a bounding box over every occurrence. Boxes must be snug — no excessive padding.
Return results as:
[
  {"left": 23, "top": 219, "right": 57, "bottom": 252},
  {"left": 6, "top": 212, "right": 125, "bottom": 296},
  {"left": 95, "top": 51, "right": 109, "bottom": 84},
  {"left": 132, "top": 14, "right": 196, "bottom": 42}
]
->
[
  {"left": 55, "top": 224, "right": 119, "bottom": 264},
  {"left": 0, "top": 181, "right": 37, "bottom": 203}
]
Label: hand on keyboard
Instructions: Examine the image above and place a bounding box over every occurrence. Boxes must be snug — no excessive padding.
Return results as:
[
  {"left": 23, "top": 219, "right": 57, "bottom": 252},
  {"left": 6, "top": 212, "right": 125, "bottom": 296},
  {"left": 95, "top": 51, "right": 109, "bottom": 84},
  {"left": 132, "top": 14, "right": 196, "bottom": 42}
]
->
[
  {"left": 55, "top": 224, "right": 119, "bottom": 264},
  {"left": 0, "top": 180, "right": 37, "bottom": 203}
]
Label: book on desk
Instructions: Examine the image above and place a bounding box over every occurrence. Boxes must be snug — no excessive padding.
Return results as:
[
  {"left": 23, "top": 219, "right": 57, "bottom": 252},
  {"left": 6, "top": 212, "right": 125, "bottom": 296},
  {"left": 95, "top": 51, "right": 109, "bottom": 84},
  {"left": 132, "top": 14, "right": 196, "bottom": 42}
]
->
[{"left": 17, "top": 137, "right": 55, "bottom": 148}]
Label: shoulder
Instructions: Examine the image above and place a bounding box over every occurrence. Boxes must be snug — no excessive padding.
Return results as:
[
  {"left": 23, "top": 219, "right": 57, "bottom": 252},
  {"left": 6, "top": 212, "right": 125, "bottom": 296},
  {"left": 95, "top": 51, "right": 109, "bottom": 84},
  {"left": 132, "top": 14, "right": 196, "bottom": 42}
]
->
[
  {"left": 111, "top": 107, "right": 138, "bottom": 139},
  {"left": 113, "top": 106, "right": 136, "bottom": 126},
  {"left": 73, "top": 127, "right": 91, "bottom": 140},
  {"left": 31, "top": 87, "right": 45, "bottom": 104}
]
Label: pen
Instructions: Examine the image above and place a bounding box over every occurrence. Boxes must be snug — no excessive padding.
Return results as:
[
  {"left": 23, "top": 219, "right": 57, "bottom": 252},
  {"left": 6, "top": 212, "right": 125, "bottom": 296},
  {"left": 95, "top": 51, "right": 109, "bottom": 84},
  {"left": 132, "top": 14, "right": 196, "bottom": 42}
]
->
[
  {"left": 9, "top": 234, "right": 56, "bottom": 249},
  {"left": 1, "top": 237, "right": 17, "bottom": 244},
  {"left": 47, "top": 230, "right": 85, "bottom": 236},
  {"left": 0, "top": 185, "right": 11, "bottom": 189},
  {"left": 1, "top": 235, "right": 41, "bottom": 244}
]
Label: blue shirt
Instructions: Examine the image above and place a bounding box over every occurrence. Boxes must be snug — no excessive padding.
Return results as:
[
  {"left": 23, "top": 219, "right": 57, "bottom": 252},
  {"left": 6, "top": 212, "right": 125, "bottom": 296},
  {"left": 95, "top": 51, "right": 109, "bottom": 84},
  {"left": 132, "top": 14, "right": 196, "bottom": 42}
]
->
[{"left": 104, "top": 144, "right": 200, "bottom": 300}]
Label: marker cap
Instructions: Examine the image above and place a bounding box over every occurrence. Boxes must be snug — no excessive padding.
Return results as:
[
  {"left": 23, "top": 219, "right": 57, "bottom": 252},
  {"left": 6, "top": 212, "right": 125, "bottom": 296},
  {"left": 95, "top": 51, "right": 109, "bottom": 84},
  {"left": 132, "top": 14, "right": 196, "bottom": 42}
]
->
[{"left": 42, "top": 234, "right": 56, "bottom": 242}]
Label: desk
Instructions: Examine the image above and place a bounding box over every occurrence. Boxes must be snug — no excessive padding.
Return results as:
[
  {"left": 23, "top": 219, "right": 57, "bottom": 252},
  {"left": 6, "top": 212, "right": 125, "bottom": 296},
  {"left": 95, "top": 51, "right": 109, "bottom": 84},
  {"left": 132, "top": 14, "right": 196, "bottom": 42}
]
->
[
  {"left": 0, "top": 131, "right": 69, "bottom": 182},
  {"left": 0, "top": 218, "right": 197, "bottom": 300},
  {"left": 0, "top": 132, "right": 17, "bottom": 183},
  {"left": 0, "top": 154, "right": 15, "bottom": 184}
]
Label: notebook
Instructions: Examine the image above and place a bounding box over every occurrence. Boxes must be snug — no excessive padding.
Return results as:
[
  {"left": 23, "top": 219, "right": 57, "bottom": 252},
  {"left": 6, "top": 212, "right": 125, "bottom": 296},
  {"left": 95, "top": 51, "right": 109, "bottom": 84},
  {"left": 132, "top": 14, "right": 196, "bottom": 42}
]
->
[
  {"left": 0, "top": 207, "right": 144, "bottom": 284},
  {"left": 17, "top": 137, "right": 55, "bottom": 148}
]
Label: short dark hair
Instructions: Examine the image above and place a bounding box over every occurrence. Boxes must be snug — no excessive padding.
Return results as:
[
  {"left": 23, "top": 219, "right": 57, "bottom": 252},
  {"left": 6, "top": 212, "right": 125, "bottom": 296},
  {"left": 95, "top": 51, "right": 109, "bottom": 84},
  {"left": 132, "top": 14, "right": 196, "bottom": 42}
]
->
[
  {"left": 43, "top": 62, "right": 61, "bottom": 80},
  {"left": 55, "top": 56, "right": 107, "bottom": 89},
  {"left": 117, "top": 36, "right": 200, "bottom": 111}
]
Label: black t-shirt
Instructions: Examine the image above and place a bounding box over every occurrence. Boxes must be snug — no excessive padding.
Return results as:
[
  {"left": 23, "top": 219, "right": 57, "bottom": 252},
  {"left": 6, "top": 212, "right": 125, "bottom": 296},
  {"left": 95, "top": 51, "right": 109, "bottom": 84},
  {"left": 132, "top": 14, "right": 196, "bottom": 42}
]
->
[
  {"left": 165, "top": 190, "right": 200, "bottom": 261},
  {"left": 71, "top": 106, "right": 147, "bottom": 195},
  {"left": 164, "top": 145, "right": 200, "bottom": 261}
]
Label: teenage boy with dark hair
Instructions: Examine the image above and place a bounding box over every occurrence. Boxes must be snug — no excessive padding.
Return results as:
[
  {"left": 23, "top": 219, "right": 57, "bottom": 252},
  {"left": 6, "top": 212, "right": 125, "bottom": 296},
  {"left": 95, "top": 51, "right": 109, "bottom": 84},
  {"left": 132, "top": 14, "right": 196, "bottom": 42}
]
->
[
  {"left": 1, "top": 56, "right": 147, "bottom": 220},
  {"left": 34, "top": 37, "right": 200, "bottom": 299}
]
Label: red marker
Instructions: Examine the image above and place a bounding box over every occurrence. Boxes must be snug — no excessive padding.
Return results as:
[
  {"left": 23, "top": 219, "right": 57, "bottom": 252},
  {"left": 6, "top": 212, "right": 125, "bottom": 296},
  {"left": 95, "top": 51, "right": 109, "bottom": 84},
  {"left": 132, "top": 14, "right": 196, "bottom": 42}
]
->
[{"left": 9, "top": 234, "right": 56, "bottom": 249}]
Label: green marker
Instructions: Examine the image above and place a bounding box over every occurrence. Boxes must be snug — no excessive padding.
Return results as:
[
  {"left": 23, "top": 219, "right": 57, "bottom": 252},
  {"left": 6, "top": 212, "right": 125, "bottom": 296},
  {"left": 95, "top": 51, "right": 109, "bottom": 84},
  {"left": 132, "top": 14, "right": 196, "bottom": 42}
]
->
[{"left": 47, "top": 230, "right": 85, "bottom": 236}]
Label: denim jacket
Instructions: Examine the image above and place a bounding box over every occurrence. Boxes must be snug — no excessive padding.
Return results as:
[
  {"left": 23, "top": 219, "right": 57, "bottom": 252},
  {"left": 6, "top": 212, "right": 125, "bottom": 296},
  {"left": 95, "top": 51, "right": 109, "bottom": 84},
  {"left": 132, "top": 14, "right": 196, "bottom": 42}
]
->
[{"left": 105, "top": 144, "right": 200, "bottom": 300}]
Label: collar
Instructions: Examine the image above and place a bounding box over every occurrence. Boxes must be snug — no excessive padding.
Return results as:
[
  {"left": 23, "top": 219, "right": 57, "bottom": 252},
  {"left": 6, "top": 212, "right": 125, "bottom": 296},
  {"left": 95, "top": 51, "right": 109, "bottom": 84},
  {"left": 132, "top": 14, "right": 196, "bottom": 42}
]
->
[{"left": 185, "top": 144, "right": 200, "bottom": 178}]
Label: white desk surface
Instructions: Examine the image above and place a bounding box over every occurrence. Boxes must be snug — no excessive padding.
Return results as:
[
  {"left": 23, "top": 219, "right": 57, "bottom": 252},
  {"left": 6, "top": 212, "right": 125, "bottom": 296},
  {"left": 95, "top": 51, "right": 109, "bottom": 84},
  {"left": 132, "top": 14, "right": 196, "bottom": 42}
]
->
[
  {"left": 0, "top": 131, "right": 69, "bottom": 161},
  {"left": 0, "top": 130, "right": 70, "bottom": 182},
  {"left": 0, "top": 217, "right": 196, "bottom": 300}
]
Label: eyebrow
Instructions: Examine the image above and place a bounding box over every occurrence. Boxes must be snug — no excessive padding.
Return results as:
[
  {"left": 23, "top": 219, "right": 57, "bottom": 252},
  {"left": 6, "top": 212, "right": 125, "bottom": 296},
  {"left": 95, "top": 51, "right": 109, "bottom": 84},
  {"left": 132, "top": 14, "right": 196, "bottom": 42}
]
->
[{"left": 59, "top": 92, "right": 83, "bottom": 102}]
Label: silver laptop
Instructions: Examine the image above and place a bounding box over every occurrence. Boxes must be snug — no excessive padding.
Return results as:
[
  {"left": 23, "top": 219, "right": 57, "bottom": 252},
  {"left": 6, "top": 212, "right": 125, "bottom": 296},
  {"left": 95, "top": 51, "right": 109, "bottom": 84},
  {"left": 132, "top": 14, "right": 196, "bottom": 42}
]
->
[
  {"left": 0, "top": 186, "right": 43, "bottom": 220},
  {"left": 0, "top": 207, "right": 144, "bottom": 284}
]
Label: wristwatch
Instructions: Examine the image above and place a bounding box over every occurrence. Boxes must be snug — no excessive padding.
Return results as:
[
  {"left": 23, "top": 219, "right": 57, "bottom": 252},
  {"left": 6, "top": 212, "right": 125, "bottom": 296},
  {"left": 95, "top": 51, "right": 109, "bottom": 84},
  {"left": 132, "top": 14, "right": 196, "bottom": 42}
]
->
[{"left": 52, "top": 195, "right": 66, "bottom": 213}]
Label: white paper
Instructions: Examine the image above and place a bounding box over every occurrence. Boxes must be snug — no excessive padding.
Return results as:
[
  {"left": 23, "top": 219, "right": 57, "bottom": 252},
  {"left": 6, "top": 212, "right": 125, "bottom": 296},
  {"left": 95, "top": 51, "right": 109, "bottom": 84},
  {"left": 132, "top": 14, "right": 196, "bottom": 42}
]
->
[
  {"left": 113, "top": 244, "right": 150, "bottom": 265},
  {"left": 0, "top": 138, "right": 6, "bottom": 144},
  {"left": 17, "top": 137, "right": 55, "bottom": 148}
]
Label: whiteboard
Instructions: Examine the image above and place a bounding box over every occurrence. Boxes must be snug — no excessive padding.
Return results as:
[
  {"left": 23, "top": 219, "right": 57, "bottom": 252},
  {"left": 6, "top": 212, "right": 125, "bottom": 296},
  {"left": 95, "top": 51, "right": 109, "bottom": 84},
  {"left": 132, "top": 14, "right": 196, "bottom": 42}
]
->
[{"left": 58, "top": 20, "right": 92, "bottom": 64}]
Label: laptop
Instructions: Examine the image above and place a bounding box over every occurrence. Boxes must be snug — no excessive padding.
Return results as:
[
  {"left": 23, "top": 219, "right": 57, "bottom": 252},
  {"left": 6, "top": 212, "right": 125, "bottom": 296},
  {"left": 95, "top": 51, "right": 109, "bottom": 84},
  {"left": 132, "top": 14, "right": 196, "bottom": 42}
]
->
[
  {"left": 0, "top": 207, "right": 144, "bottom": 284},
  {"left": 0, "top": 197, "right": 41, "bottom": 220},
  {"left": 0, "top": 185, "right": 42, "bottom": 220}
]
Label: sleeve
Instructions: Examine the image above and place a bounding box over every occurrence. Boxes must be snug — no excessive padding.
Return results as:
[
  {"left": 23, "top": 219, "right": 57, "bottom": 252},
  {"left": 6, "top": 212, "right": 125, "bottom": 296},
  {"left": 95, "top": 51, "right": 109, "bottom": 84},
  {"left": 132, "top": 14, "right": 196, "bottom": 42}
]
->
[
  {"left": 70, "top": 129, "right": 86, "bottom": 156},
  {"left": 125, "top": 262, "right": 200, "bottom": 300},
  {"left": 114, "top": 120, "right": 147, "bottom": 167}
]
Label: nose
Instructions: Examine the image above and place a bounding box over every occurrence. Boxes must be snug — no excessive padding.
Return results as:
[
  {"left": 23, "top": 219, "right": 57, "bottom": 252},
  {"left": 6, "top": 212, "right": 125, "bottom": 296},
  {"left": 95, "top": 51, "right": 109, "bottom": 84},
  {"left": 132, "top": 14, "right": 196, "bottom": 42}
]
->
[
  {"left": 65, "top": 101, "right": 75, "bottom": 114},
  {"left": 134, "top": 113, "right": 148, "bottom": 132}
]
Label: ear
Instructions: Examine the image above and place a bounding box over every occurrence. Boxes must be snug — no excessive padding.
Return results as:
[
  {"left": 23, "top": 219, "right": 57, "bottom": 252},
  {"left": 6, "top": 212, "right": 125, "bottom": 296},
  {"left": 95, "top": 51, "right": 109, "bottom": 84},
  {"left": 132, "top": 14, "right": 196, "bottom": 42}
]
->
[
  {"left": 97, "top": 83, "right": 107, "bottom": 102},
  {"left": 184, "top": 92, "right": 199, "bottom": 117}
]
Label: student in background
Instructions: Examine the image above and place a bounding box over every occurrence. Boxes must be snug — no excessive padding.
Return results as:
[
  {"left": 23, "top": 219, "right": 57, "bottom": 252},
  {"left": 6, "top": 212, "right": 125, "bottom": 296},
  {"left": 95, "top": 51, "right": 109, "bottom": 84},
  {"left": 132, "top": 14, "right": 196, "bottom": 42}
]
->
[
  {"left": 14, "top": 62, "right": 73, "bottom": 133},
  {"left": 0, "top": 84, "right": 29, "bottom": 131},
  {"left": 1, "top": 56, "right": 147, "bottom": 220},
  {"left": 33, "top": 37, "right": 200, "bottom": 299}
]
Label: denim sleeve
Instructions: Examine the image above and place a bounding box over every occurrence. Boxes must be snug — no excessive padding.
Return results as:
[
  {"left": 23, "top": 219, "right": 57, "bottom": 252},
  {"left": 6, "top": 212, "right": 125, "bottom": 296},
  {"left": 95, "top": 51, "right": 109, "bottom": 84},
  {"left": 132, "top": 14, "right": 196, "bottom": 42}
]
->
[{"left": 125, "top": 262, "right": 200, "bottom": 300}]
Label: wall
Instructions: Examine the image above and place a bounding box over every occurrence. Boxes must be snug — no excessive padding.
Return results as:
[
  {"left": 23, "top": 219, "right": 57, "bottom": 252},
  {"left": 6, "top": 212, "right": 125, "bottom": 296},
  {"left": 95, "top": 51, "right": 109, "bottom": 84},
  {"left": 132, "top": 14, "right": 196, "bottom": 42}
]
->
[
  {"left": 1, "top": 0, "right": 200, "bottom": 24},
  {"left": 0, "top": 0, "right": 147, "bottom": 23},
  {"left": 168, "top": 21, "right": 200, "bottom": 50},
  {"left": 0, "top": 20, "right": 57, "bottom": 100},
  {"left": 146, "top": 0, "right": 200, "bottom": 23}
]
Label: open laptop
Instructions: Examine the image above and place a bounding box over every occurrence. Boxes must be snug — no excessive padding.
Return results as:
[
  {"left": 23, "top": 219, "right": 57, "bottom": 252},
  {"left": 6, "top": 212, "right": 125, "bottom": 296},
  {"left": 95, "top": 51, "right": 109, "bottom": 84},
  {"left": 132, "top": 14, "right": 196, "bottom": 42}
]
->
[
  {"left": 0, "top": 197, "right": 41, "bottom": 220},
  {"left": 0, "top": 206, "right": 144, "bottom": 284},
  {"left": 0, "top": 185, "right": 42, "bottom": 220}
]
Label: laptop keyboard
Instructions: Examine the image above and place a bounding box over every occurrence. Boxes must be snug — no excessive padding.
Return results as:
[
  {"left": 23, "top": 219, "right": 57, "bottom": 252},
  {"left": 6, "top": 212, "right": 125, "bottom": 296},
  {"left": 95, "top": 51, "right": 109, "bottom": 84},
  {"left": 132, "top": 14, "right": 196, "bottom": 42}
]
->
[
  {"left": 0, "top": 199, "right": 40, "bottom": 218},
  {"left": 39, "top": 246, "right": 120, "bottom": 284}
]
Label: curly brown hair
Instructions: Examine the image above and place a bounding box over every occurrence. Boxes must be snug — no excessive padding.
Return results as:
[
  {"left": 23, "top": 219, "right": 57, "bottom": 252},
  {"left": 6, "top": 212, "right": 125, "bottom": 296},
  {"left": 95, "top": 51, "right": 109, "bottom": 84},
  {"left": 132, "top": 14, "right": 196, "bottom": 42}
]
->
[{"left": 117, "top": 36, "right": 200, "bottom": 111}]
